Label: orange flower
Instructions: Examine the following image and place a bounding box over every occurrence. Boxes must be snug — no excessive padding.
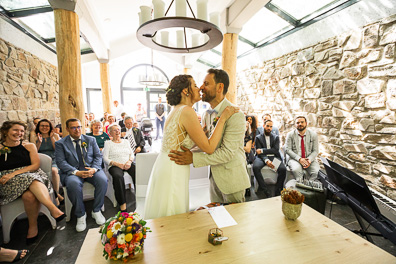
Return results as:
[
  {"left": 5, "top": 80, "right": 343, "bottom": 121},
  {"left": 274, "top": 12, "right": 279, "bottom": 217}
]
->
[{"left": 110, "top": 237, "right": 117, "bottom": 245}]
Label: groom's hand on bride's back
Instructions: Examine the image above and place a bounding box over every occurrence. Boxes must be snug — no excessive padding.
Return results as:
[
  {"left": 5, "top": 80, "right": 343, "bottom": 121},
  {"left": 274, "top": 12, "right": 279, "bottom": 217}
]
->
[{"left": 169, "top": 146, "right": 193, "bottom": 165}]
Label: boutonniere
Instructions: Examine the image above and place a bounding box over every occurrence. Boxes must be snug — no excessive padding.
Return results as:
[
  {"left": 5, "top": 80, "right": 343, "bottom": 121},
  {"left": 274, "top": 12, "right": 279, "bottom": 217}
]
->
[
  {"left": 0, "top": 147, "right": 11, "bottom": 161},
  {"left": 81, "top": 142, "right": 88, "bottom": 152},
  {"left": 133, "top": 128, "right": 138, "bottom": 132},
  {"left": 212, "top": 116, "right": 220, "bottom": 127}
]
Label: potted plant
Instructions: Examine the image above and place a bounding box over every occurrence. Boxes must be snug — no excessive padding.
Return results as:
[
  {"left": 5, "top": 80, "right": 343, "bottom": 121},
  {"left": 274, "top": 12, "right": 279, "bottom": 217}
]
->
[{"left": 281, "top": 188, "right": 305, "bottom": 220}]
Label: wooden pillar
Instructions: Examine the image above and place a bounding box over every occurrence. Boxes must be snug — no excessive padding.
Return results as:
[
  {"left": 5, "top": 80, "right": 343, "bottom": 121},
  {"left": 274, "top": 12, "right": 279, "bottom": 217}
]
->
[
  {"left": 53, "top": 9, "right": 84, "bottom": 136},
  {"left": 100, "top": 63, "right": 112, "bottom": 114},
  {"left": 222, "top": 33, "right": 238, "bottom": 104}
]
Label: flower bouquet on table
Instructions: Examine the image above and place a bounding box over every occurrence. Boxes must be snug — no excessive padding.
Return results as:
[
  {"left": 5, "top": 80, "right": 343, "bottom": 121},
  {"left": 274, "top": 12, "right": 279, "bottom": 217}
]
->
[
  {"left": 281, "top": 188, "right": 305, "bottom": 220},
  {"left": 100, "top": 211, "right": 150, "bottom": 262}
]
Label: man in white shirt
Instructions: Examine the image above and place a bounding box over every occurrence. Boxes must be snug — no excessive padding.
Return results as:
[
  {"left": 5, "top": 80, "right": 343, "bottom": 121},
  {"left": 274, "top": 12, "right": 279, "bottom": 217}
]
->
[
  {"left": 253, "top": 120, "right": 286, "bottom": 197},
  {"left": 121, "top": 116, "right": 146, "bottom": 154},
  {"left": 113, "top": 100, "right": 125, "bottom": 120}
]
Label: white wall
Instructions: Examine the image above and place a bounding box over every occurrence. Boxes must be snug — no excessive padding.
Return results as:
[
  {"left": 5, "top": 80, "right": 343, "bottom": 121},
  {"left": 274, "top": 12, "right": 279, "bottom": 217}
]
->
[
  {"left": 237, "top": 0, "right": 396, "bottom": 70},
  {"left": 0, "top": 18, "right": 57, "bottom": 66}
]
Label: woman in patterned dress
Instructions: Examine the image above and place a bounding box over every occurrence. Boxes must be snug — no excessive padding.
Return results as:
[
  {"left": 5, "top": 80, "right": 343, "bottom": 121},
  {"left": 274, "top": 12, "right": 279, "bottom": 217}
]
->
[{"left": 0, "top": 121, "right": 65, "bottom": 244}]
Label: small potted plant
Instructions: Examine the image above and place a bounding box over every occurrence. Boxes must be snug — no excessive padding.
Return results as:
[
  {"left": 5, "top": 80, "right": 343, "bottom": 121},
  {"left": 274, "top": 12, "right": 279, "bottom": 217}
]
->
[{"left": 281, "top": 188, "right": 305, "bottom": 220}]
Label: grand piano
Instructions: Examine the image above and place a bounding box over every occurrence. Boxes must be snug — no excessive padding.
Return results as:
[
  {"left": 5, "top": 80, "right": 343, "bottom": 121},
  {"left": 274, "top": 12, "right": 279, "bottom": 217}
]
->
[{"left": 318, "top": 157, "right": 396, "bottom": 245}]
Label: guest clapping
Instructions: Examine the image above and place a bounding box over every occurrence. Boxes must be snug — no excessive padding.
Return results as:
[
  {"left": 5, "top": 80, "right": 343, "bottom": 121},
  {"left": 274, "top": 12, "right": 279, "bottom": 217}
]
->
[
  {"left": 86, "top": 120, "right": 110, "bottom": 151},
  {"left": 0, "top": 121, "right": 65, "bottom": 244},
  {"left": 35, "top": 119, "right": 63, "bottom": 205},
  {"left": 103, "top": 124, "right": 136, "bottom": 212}
]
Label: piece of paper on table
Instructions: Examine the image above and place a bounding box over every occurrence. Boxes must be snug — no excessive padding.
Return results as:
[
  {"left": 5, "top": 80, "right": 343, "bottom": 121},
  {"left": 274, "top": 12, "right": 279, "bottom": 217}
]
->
[{"left": 208, "top": 206, "right": 237, "bottom": 228}]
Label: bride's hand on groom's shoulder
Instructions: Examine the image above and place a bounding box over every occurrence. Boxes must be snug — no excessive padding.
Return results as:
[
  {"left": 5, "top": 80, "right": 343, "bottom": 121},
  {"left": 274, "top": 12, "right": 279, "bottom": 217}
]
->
[{"left": 221, "top": 106, "right": 239, "bottom": 121}]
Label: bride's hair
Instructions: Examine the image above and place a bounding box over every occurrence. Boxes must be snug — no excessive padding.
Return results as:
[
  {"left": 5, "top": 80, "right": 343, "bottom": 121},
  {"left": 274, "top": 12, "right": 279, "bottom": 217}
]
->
[{"left": 166, "top": 75, "right": 193, "bottom": 106}]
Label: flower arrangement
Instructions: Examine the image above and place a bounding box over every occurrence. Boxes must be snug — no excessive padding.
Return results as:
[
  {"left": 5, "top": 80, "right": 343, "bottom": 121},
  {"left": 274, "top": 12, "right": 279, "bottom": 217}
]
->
[
  {"left": 281, "top": 188, "right": 305, "bottom": 204},
  {"left": 212, "top": 116, "right": 220, "bottom": 127},
  {"left": 0, "top": 147, "right": 11, "bottom": 161},
  {"left": 100, "top": 211, "right": 150, "bottom": 262}
]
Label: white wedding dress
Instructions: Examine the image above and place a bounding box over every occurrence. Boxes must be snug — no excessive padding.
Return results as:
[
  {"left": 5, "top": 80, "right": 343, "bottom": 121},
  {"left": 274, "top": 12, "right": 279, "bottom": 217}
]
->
[{"left": 144, "top": 105, "right": 195, "bottom": 219}]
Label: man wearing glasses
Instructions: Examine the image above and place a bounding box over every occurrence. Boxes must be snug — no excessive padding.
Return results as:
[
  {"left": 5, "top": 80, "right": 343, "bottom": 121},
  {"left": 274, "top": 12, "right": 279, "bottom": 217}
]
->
[{"left": 55, "top": 118, "right": 108, "bottom": 232}]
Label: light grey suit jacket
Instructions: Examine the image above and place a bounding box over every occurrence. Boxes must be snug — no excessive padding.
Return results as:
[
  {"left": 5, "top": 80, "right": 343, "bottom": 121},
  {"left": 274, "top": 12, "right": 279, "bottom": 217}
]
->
[
  {"left": 285, "top": 128, "right": 319, "bottom": 163},
  {"left": 193, "top": 99, "right": 251, "bottom": 194}
]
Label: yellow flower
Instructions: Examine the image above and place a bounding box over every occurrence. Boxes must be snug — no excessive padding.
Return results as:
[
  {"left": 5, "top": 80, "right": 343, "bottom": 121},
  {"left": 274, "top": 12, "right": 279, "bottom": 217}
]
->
[
  {"left": 125, "top": 233, "right": 133, "bottom": 242},
  {"left": 107, "top": 230, "right": 113, "bottom": 239},
  {"left": 126, "top": 226, "right": 132, "bottom": 233},
  {"left": 126, "top": 218, "right": 133, "bottom": 226}
]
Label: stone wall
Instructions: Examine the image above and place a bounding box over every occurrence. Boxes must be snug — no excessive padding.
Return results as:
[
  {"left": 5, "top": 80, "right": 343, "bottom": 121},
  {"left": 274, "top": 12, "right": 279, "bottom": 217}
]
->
[
  {"left": 237, "top": 15, "right": 396, "bottom": 198},
  {"left": 0, "top": 38, "right": 60, "bottom": 136}
]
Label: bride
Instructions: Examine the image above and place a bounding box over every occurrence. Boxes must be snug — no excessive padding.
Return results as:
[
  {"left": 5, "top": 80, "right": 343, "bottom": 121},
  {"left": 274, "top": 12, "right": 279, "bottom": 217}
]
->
[{"left": 144, "top": 75, "right": 238, "bottom": 219}]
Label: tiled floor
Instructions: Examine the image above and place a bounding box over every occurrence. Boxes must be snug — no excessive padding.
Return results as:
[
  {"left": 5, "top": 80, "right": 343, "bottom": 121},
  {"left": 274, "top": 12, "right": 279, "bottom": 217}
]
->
[{"left": 1, "top": 139, "right": 395, "bottom": 263}]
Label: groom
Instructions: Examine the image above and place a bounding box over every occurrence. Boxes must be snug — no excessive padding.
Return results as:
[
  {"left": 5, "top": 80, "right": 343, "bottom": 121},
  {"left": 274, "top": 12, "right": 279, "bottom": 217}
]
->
[{"left": 169, "top": 69, "right": 251, "bottom": 203}]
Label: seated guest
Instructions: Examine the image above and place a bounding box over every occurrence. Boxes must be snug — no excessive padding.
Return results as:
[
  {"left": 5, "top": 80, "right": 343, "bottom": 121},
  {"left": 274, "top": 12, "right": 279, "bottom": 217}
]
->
[
  {"left": 104, "top": 114, "right": 115, "bottom": 134},
  {"left": 86, "top": 120, "right": 110, "bottom": 151},
  {"left": 29, "top": 117, "right": 40, "bottom": 144},
  {"left": 54, "top": 123, "right": 62, "bottom": 137},
  {"left": 88, "top": 112, "right": 95, "bottom": 124},
  {"left": 35, "top": 119, "right": 63, "bottom": 205},
  {"left": 103, "top": 124, "right": 136, "bottom": 212},
  {"left": 118, "top": 112, "right": 127, "bottom": 129},
  {"left": 244, "top": 121, "right": 253, "bottom": 196},
  {"left": 285, "top": 116, "right": 319, "bottom": 181},
  {"left": 121, "top": 116, "right": 146, "bottom": 155},
  {"left": 100, "top": 112, "right": 108, "bottom": 123},
  {"left": 55, "top": 118, "right": 107, "bottom": 232},
  {"left": 0, "top": 121, "right": 65, "bottom": 244},
  {"left": 253, "top": 119, "right": 286, "bottom": 197},
  {"left": 0, "top": 247, "right": 28, "bottom": 262},
  {"left": 258, "top": 114, "right": 280, "bottom": 137},
  {"left": 246, "top": 115, "right": 258, "bottom": 138}
]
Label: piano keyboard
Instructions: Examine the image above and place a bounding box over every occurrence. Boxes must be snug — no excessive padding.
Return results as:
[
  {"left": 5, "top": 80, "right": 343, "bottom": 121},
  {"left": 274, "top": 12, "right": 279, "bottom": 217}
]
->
[
  {"left": 370, "top": 187, "right": 396, "bottom": 224},
  {"left": 295, "top": 178, "right": 324, "bottom": 192}
]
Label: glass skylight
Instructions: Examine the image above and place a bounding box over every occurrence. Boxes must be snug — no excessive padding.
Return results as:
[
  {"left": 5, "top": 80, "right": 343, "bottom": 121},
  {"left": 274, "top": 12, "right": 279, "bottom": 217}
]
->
[
  {"left": 15, "top": 12, "right": 55, "bottom": 39},
  {"left": 271, "top": 0, "right": 338, "bottom": 20},
  {"left": 0, "top": 0, "right": 49, "bottom": 11},
  {"left": 239, "top": 7, "right": 291, "bottom": 44}
]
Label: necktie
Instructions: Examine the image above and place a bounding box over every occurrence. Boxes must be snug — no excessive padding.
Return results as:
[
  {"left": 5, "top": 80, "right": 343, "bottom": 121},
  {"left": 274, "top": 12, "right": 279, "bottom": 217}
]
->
[
  {"left": 127, "top": 132, "right": 136, "bottom": 152},
  {"left": 299, "top": 135, "right": 306, "bottom": 158},
  {"left": 74, "top": 139, "right": 86, "bottom": 171},
  {"left": 206, "top": 109, "right": 217, "bottom": 115}
]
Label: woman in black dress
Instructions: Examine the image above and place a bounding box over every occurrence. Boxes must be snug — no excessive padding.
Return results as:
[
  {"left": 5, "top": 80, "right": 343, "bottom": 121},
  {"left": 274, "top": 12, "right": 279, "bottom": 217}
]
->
[{"left": 0, "top": 121, "right": 65, "bottom": 244}]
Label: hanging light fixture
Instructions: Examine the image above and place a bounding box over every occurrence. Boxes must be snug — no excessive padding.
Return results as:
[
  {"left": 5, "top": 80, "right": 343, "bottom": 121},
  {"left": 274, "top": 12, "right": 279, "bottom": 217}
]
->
[
  {"left": 138, "top": 50, "right": 168, "bottom": 87},
  {"left": 137, "top": 0, "right": 223, "bottom": 53}
]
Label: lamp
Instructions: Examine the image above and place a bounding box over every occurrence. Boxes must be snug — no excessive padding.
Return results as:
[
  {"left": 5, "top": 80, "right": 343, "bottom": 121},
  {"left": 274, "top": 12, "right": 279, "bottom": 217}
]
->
[
  {"left": 137, "top": 0, "right": 223, "bottom": 53},
  {"left": 138, "top": 50, "right": 168, "bottom": 87}
]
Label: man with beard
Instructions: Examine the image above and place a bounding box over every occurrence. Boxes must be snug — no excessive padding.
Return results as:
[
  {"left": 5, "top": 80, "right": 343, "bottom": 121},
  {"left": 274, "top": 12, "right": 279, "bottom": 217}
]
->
[
  {"left": 168, "top": 69, "right": 250, "bottom": 204},
  {"left": 285, "top": 116, "right": 319, "bottom": 181},
  {"left": 253, "top": 119, "right": 286, "bottom": 197}
]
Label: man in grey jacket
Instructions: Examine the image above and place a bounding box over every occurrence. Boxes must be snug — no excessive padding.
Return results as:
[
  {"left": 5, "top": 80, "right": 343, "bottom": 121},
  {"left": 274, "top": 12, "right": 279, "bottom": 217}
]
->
[{"left": 285, "top": 116, "right": 319, "bottom": 180}]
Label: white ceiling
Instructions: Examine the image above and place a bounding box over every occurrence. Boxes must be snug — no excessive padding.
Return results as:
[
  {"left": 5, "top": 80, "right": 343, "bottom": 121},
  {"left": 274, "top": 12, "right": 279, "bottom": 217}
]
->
[{"left": 76, "top": 0, "right": 266, "bottom": 66}]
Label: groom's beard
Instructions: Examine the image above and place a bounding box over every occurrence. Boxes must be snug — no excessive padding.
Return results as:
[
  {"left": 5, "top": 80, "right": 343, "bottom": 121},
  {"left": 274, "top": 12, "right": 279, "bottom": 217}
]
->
[
  {"left": 202, "top": 90, "right": 216, "bottom": 103},
  {"left": 264, "top": 130, "right": 272, "bottom": 136}
]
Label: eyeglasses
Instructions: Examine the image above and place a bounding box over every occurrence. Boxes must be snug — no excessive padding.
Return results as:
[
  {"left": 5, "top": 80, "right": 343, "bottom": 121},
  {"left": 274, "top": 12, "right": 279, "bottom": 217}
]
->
[{"left": 69, "top": 126, "right": 82, "bottom": 130}]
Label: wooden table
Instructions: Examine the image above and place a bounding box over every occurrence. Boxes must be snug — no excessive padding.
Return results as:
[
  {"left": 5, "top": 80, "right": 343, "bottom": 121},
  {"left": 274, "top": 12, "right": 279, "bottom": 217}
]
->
[{"left": 75, "top": 198, "right": 395, "bottom": 263}]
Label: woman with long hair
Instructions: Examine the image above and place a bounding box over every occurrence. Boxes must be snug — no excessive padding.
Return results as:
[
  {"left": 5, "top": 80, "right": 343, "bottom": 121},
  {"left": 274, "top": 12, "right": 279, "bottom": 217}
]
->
[
  {"left": 0, "top": 121, "right": 65, "bottom": 244},
  {"left": 35, "top": 119, "right": 63, "bottom": 205}
]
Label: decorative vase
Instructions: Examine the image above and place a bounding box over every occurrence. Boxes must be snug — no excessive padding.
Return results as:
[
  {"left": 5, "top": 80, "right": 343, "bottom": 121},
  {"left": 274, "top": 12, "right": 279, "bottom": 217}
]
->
[{"left": 282, "top": 201, "right": 302, "bottom": 220}]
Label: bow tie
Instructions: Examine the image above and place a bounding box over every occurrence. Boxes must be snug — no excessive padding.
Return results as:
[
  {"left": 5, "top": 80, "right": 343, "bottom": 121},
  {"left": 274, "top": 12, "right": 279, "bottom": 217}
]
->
[{"left": 207, "top": 109, "right": 217, "bottom": 115}]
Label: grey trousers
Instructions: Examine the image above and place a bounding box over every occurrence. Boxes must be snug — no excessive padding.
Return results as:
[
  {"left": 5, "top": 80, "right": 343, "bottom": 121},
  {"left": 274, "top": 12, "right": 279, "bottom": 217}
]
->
[{"left": 288, "top": 159, "right": 320, "bottom": 181}]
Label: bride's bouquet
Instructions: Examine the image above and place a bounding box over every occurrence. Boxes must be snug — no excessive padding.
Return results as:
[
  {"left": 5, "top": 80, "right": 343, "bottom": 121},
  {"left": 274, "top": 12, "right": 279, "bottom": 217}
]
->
[{"left": 100, "top": 211, "right": 150, "bottom": 262}]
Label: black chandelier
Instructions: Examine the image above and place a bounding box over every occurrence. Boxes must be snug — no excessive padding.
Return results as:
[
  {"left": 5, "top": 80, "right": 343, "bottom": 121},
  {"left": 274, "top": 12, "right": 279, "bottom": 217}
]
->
[{"left": 136, "top": 0, "right": 223, "bottom": 53}]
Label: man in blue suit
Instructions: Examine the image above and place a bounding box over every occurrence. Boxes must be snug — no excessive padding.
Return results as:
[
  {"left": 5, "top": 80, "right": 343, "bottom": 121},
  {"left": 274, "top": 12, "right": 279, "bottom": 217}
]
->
[
  {"left": 253, "top": 119, "right": 286, "bottom": 198},
  {"left": 55, "top": 118, "right": 108, "bottom": 232}
]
